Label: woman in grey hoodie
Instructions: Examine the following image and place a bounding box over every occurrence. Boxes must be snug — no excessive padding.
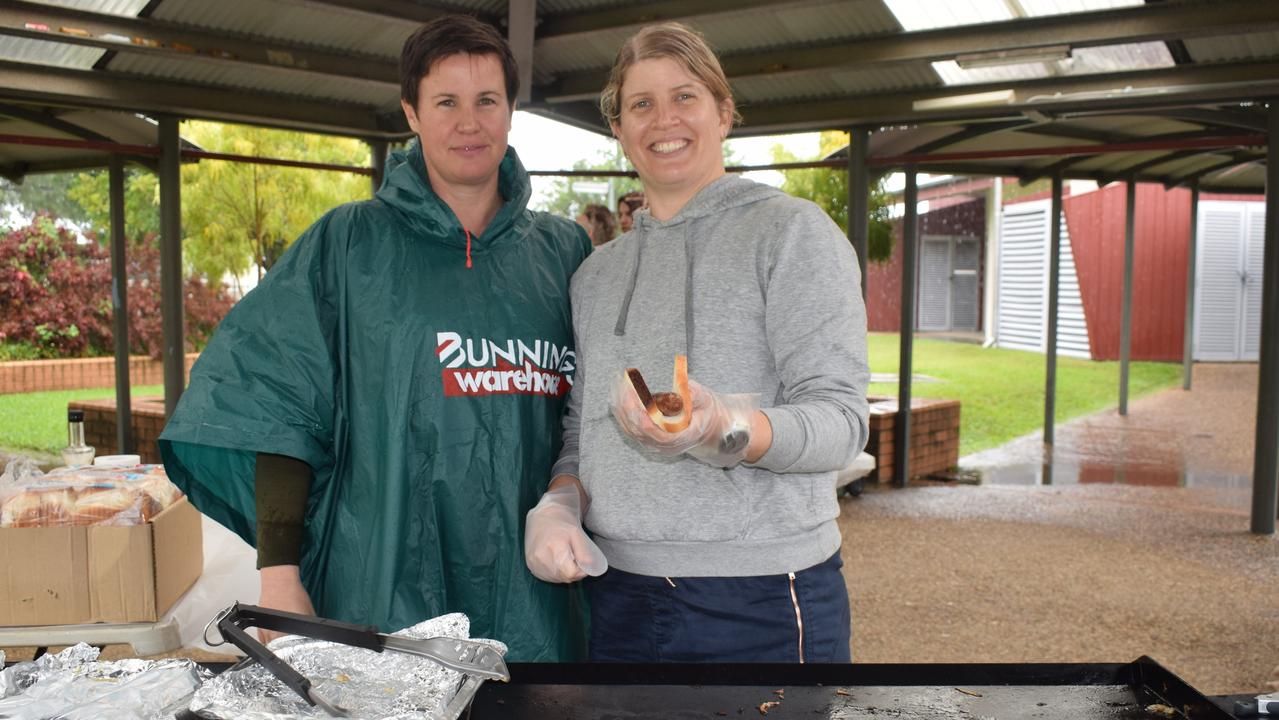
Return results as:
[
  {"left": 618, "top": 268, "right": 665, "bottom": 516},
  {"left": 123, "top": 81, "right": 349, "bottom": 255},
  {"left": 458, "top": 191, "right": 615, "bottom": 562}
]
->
[{"left": 525, "top": 22, "right": 870, "bottom": 663}]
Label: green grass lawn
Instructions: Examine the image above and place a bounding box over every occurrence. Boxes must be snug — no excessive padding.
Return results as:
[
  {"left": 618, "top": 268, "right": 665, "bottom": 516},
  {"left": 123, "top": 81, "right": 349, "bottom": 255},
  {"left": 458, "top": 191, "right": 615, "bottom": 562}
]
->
[
  {"left": 0, "top": 338, "right": 1183, "bottom": 462},
  {"left": 0, "top": 385, "right": 162, "bottom": 462},
  {"left": 867, "top": 333, "right": 1183, "bottom": 456}
]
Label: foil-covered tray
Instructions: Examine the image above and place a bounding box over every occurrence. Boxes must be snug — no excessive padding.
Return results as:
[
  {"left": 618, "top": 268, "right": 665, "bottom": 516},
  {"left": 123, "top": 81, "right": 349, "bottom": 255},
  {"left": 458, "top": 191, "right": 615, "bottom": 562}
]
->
[
  {"left": 0, "top": 643, "right": 210, "bottom": 719},
  {"left": 189, "top": 612, "right": 506, "bottom": 720}
]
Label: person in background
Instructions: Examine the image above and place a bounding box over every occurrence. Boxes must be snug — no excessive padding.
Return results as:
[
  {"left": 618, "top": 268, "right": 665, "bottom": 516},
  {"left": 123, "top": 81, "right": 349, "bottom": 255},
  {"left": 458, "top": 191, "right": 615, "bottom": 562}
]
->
[
  {"left": 576, "top": 203, "right": 619, "bottom": 246},
  {"left": 159, "top": 14, "right": 591, "bottom": 660},
  {"left": 616, "top": 191, "right": 646, "bottom": 233},
  {"left": 524, "top": 22, "right": 869, "bottom": 663}
]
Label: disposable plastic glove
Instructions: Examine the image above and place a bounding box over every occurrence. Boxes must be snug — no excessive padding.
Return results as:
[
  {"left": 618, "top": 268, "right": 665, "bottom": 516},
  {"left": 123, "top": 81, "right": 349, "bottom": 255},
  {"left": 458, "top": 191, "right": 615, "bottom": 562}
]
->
[
  {"left": 610, "top": 372, "right": 760, "bottom": 468},
  {"left": 524, "top": 484, "right": 608, "bottom": 583}
]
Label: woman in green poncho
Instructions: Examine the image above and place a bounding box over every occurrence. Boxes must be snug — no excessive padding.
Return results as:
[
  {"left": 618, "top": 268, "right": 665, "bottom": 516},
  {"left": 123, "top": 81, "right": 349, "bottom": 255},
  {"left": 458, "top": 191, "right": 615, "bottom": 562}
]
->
[{"left": 159, "top": 15, "right": 592, "bottom": 661}]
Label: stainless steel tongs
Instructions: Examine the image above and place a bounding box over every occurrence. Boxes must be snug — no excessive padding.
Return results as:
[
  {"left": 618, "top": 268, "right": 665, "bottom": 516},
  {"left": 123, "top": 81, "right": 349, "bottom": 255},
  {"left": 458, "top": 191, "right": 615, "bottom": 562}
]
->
[{"left": 206, "top": 602, "right": 509, "bottom": 717}]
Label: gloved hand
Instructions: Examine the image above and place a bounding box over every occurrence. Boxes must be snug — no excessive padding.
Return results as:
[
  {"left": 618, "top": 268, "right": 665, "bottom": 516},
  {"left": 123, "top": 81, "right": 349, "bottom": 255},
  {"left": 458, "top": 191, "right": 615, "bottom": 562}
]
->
[
  {"left": 525, "top": 484, "right": 608, "bottom": 583},
  {"left": 610, "top": 373, "right": 760, "bottom": 468}
]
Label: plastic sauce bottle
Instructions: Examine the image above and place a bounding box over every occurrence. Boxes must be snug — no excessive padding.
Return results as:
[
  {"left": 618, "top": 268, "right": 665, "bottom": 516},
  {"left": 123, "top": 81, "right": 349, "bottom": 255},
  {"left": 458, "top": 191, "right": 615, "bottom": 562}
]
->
[{"left": 62, "top": 408, "right": 95, "bottom": 466}]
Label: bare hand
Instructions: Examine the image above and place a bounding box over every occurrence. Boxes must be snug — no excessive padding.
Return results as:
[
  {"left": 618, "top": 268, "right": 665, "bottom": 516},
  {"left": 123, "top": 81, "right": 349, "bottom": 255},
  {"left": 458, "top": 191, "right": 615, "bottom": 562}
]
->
[{"left": 257, "top": 565, "right": 316, "bottom": 645}]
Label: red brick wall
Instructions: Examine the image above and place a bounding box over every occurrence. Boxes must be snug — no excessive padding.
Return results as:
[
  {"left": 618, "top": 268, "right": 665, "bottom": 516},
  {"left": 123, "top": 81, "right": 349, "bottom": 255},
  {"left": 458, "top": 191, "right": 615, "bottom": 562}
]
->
[
  {"left": 864, "top": 396, "right": 961, "bottom": 482},
  {"left": 0, "top": 355, "right": 197, "bottom": 395},
  {"left": 70, "top": 396, "right": 168, "bottom": 464}
]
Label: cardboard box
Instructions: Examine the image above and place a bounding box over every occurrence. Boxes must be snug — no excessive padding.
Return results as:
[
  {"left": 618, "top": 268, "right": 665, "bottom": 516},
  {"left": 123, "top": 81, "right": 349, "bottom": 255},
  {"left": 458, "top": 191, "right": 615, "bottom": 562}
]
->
[{"left": 0, "top": 497, "right": 203, "bottom": 626}]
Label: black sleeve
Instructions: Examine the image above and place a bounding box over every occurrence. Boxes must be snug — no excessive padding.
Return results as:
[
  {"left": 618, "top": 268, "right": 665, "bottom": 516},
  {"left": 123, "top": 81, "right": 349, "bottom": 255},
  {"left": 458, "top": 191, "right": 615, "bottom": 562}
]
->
[{"left": 254, "top": 453, "right": 313, "bottom": 569}]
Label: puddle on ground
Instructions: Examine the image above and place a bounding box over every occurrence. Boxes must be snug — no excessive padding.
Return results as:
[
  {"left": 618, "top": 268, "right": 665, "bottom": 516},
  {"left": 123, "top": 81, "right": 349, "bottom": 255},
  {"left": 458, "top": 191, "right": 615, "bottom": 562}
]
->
[{"left": 960, "top": 462, "right": 1253, "bottom": 490}]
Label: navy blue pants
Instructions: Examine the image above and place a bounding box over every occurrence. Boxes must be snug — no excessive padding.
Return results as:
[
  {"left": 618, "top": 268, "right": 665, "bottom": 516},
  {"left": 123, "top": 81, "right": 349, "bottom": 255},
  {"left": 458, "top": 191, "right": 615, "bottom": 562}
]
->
[{"left": 587, "top": 551, "right": 851, "bottom": 663}]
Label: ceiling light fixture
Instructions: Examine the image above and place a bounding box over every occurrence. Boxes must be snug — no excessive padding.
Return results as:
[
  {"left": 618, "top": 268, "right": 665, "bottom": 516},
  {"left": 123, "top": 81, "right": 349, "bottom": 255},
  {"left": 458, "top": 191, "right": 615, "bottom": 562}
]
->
[
  {"left": 912, "top": 89, "right": 1017, "bottom": 112},
  {"left": 956, "top": 45, "right": 1072, "bottom": 69}
]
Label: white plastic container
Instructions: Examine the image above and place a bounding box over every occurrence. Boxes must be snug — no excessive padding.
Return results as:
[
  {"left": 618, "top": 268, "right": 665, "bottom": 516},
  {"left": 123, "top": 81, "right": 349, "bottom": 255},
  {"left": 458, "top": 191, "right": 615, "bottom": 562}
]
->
[{"left": 93, "top": 454, "right": 143, "bottom": 468}]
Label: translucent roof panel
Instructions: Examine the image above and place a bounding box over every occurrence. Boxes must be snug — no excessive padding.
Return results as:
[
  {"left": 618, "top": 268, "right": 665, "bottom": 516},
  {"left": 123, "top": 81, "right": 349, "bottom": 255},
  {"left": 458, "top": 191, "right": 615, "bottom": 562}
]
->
[
  {"left": 30, "top": 0, "right": 151, "bottom": 17},
  {"left": 883, "top": 0, "right": 1175, "bottom": 86}
]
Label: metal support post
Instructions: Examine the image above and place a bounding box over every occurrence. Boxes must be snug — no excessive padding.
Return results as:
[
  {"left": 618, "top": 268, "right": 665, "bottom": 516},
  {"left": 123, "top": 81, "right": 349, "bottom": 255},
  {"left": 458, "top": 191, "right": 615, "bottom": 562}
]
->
[
  {"left": 1183, "top": 182, "right": 1199, "bottom": 390},
  {"left": 1251, "top": 103, "right": 1279, "bottom": 533},
  {"left": 848, "top": 127, "right": 870, "bottom": 300},
  {"left": 1119, "top": 180, "right": 1136, "bottom": 415},
  {"left": 1044, "top": 174, "right": 1063, "bottom": 484},
  {"left": 159, "top": 116, "right": 184, "bottom": 417},
  {"left": 369, "top": 139, "right": 388, "bottom": 196},
  {"left": 894, "top": 167, "right": 918, "bottom": 488},
  {"left": 108, "top": 155, "right": 132, "bottom": 453}
]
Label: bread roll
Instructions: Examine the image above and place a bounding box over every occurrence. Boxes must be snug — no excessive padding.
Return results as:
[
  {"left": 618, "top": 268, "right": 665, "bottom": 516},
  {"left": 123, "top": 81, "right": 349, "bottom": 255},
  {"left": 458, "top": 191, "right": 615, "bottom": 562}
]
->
[
  {"left": 625, "top": 355, "right": 692, "bottom": 433},
  {"left": 1, "top": 487, "right": 75, "bottom": 528}
]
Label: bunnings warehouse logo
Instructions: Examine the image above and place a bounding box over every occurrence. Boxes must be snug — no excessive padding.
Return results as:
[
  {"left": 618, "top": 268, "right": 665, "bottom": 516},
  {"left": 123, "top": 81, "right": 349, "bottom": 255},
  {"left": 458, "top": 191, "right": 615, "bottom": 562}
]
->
[{"left": 436, "top": 332, "right": 574, "bottom": 398}]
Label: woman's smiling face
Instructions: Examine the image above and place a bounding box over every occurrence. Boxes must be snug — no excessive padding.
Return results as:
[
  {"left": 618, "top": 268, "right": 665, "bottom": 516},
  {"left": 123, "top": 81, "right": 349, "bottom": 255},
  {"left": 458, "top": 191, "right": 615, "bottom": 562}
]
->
[{"left": 611, "top": 57, "right": 732, "bottom": 205}]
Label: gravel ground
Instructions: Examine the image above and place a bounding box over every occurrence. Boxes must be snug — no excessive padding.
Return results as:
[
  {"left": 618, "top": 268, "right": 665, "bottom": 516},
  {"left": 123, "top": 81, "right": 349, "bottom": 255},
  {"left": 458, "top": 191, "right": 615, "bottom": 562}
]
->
[{"left": 841, "top": 362, "right": 1278, "bottom": 695}]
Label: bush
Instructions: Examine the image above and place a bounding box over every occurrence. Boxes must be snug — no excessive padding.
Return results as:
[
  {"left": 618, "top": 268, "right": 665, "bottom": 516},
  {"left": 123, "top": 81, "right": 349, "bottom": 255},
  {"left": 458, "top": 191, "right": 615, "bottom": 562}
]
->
[
  {"left": 0, "top": 341, "right": 44, "bottom": 361},
  {"left": 0, "top": 214, "right": 235, "bottom": 359}
]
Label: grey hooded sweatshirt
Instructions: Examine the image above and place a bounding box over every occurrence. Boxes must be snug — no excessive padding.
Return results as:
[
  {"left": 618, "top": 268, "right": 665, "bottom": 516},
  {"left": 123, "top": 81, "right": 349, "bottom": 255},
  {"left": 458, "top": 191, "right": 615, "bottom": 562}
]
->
[{"left": 552, "top": 174, "right": 869, "bottom": 577}]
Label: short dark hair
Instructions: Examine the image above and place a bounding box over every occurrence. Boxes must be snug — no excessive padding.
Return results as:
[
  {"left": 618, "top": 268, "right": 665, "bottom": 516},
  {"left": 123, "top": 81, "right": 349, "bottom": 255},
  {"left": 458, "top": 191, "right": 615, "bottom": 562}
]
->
[{"left": 400, "top": 15, "right": 519, "bottom": 110}]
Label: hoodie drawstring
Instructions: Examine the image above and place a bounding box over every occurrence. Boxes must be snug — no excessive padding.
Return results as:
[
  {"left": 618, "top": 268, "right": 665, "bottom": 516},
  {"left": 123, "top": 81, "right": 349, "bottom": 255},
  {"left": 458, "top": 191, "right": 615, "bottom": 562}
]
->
[
  {"left": 612, "top": 222, "right": 696, "bottom": 375},
  {"left": 465, "top": 229, "right": 473, "bottom": 269},
  {"left": 614, "top": 236, "right": 642, "bottom": 336}
]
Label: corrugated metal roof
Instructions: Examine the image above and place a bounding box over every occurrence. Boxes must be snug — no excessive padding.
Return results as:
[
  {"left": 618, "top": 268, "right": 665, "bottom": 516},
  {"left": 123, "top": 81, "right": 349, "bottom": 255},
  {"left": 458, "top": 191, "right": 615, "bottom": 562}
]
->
[
  {"left": 931, "top": 42, "right": 1173, "bottom": 86},
  {"left": 30, "top": 0, "right": 150, "bottom": 17},
  {"left": 535, "top": 0, "right": 902, "bottom": 77},
  {"left": 1182, "top": 31, "right": 1279, "bottom": 64},
  {"left": 106, "top": 51, "right": 395, "bottom": 109},
  {"left": 733, "top": 63, "right": 940, "bottom": 106},
  {"left": 537, "top": 0, "right": 630, "bottom": 13},
  {"left": 883, "top": 0, "right": 1144, "bottom": 31},
  {"left": 0, "top": 35, "right": 102, "bottom": 69},
  {"left": 147, "top": 0, "right": 412, "bottom": 59}
]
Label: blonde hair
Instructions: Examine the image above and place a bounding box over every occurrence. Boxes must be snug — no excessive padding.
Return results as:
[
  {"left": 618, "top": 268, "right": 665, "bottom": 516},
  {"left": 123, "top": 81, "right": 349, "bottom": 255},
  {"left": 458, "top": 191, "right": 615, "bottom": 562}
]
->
[{"left": 598, "top": 22, "right": 742, "bottom": 128}]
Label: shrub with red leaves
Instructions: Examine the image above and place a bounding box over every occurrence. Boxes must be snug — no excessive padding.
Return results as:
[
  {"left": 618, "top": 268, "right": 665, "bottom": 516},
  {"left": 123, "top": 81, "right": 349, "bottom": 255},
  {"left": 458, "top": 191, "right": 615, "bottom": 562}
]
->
[{"left": 0, "top": 214, "right": 235, "bottom": 359}]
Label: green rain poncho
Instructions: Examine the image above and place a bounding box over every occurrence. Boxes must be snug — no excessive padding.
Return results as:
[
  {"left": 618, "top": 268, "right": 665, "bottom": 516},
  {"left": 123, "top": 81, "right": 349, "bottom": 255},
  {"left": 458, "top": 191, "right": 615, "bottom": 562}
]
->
[{"left": 159, "top": 142, "right": 591, "bottom": 661}]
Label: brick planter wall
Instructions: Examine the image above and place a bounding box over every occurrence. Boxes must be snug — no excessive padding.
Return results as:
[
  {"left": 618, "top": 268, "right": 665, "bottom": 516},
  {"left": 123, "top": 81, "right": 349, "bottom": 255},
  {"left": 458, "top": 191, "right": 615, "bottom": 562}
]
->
[
  {"left": 68, "top": 396, "right": 168, "bottom": 464},
  {"left": 0, "top": 354, "right": 198, "bottom": 395},
  {"left": 865, "top": 396, "right": 961, "bottom": 482}
]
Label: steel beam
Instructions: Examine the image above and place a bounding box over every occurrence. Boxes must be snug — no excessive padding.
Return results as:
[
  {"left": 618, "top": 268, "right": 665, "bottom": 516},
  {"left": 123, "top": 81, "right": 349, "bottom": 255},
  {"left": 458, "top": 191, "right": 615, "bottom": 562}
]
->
[
  {"left": 271, "top": 0, "right": 464, "bottom": 24},
  {"left": 0, "top": 101, "right": 113, "bottom": 142},
  {"left": 540, "top": 0, "right": 1279, "bottom": 101},
  {"left": 109, "top": 155, "right": 132, "bottom": 453},
  {"left": 1119, "top": 180, "right": 1136, "bottom": 416},
  {"left": 731, "top": 61, "right": 1279, "bottom": 133},
  {"left": 158, "top": 117, "right": 183, "bottom": 418},
  {"left": 1183, "top": 182, "right": 1199, "bottom": 391},
  {"left": 895, "top": 168, "right": 918, "bottom": 488},
  {"left": 1252, "top": 103, "right": 1279, "bottom": 534},
  {"left": 0, "top": 60, "right": 397, "bottom": 138},
  {"left": 1045, "top": 174, "right": 1063, "bottom": 484},
  {"left": 0, "top": 1, "right": 399, "bottom": 86},
  {"left": 848, "top": 127, "right": 869, "bottom": 300}
]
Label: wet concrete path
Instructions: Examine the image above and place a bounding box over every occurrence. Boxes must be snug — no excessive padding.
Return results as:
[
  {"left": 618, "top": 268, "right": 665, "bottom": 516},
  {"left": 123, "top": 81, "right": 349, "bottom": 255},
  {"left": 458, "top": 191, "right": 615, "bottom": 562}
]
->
[
  {"left": 961, "top": 364, "right": 1260, "bottom": 501},
  {"left": 838, "top": 363, "right": 1277, "bottom": 695}
]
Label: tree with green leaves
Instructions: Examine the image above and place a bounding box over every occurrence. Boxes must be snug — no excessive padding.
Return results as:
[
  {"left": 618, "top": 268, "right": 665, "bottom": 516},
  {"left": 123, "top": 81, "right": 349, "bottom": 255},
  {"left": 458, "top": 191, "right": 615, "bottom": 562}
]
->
[
  {"left": 65, "top": 121, "right": 371, "bottom": 289},
  {"left": 772, "top": 131, "right": 894, "bottom": 263}
]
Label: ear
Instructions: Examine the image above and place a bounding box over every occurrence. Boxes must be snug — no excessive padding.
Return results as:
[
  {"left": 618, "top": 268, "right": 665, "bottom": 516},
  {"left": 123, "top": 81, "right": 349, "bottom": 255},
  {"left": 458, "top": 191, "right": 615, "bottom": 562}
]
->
[
  {"left": 401, "top": 99, "right": 421, "bottom": 134},
  {"left": 718, "top": 98, "right": 735, "bottom": 138}
]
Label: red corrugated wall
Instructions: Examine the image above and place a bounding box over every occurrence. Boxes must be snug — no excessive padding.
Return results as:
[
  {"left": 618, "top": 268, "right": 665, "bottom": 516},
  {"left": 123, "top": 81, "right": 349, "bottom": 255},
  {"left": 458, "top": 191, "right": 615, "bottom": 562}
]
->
[
  {"left": 866, "top": 198, "right": 985, "bottom": 332},
  {"left": 1063, "top": 183, "right": 1190, "bottom": 361}
]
